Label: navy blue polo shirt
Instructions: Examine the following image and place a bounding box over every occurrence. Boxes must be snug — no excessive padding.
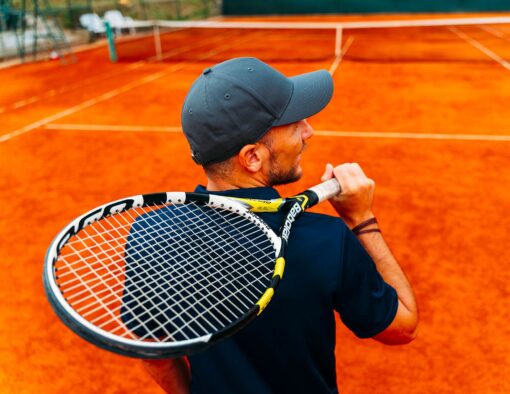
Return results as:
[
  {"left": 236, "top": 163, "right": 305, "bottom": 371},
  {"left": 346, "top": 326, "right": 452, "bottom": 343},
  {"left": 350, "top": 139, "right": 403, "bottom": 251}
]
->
[{"left": 188, "top": 185, "right": 398, "bottom": 394}]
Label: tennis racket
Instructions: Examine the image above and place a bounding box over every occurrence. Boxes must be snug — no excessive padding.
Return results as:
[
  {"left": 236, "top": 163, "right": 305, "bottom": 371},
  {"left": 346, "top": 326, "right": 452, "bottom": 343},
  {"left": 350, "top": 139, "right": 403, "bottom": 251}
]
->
[{"left": 43, "top": 178, "right": 341, "bottom": 358}]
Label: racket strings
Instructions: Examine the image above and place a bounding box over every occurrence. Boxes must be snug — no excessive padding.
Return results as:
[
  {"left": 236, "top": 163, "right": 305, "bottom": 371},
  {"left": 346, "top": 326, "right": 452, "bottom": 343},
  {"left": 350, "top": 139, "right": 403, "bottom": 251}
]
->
[
  {"left": 132, "top": 203, "right": 276, "bottom": 340},
  {"left": 119, "top": 203, "right": 275, "bottom": 340},
  {"left": 60, "top": 204, "right": 236, "bottom": 340},
  {"left": 61, "top": 205, "right": 272, "bottom": 341},
  {"left": 135, "top": 204, "right": 275, "bottom": 340},
  {"left": 59, "top": 206, "right": 265, "bottom": 296},
  {"left": 101, "top": 205, "right": 252, "bottom": 339},
  {"left": 58, "top": 205, "right": 267, "bottom": 277},
  {"left": 55, "top": 202, "right": 277, "bottom": 342},
  {"left": 63, "top": 211, "right": 165, "bottom": 340},
  {"left": 61, "top": 205, "right": 271, "bottom": 318},
  {"left": 91, "top": 208, "right": 181, "bottom": 340},
  {"left": 59, "top": 206, "right": 221, "bottom": 341}
]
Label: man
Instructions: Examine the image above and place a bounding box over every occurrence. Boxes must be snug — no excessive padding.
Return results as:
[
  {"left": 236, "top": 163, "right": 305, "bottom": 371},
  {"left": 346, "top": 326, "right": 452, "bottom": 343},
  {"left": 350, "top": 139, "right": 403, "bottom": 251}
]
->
[{"left": 143, "top": 57, "right": 418, "bottom": 393}]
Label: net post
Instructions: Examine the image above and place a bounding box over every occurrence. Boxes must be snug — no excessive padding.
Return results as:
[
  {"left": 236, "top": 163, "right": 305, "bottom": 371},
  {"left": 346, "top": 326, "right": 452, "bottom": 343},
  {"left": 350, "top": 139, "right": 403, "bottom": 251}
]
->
[
  {"left": 104, "top": 21, "right": 117, "bottom": 63},
  {"left": 335, "top": 25, "right": 343, "bottom": 58},
  {"left": 153, "top": 21, "right": 162, "bottom": 61}
]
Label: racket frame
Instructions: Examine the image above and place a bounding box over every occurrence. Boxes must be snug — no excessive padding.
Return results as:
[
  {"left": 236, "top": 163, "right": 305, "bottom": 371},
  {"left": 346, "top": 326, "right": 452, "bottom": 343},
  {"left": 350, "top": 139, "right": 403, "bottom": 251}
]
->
[
  {"left": 44, "top": 192, "right": 283, "bottom": 358},
  {"left": 43, "top": 178, "right": 340, "bottom": 358}
]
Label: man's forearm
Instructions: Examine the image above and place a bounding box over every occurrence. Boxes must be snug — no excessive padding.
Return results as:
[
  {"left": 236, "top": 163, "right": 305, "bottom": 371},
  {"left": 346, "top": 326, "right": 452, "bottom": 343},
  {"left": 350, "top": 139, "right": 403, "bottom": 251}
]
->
[
  {"left": 353, "top": 226, "right": 418, "bottom": 344},
  {"left": 356, "top": 230, "right": 417, "bottom": 316}
]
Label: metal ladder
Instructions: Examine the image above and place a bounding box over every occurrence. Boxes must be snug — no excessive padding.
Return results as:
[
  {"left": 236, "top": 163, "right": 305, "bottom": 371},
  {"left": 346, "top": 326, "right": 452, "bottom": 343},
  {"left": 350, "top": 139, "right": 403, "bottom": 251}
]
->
[{"left": 1, "top": 0, "right": 76, "bottom": 64}]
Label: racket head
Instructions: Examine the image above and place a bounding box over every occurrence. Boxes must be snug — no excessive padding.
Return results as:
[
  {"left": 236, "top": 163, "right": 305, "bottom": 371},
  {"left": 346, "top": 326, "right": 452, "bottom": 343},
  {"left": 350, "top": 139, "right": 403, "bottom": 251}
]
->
[{"left": 43, "top": 192, "right": 283, "bottom": 358}]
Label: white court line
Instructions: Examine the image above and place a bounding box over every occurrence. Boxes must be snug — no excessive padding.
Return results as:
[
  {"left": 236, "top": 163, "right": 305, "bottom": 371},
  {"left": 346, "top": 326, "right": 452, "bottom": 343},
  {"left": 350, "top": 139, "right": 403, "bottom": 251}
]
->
[
  {"left": 43, "top": 123, "right": 510, "bottom": 142},
  {"left": 477, "top": 24, "right": 510, "bottom": 45},
  {"left": 449, "top": 26, "right": 510, "bottom": 70},
  {"left": 478, "top": 25, "right": 506, "bottom": 39},
  {"left": 328, "top": 57, "right": 342, "bottom": 76},
  {"left": 329, "top": 36, "right": 354, "bottom": 76},
  {"left": 0, "top": 32, "right": 259, "bottom": 144},
  {"left": 0, "top": 30, "right": 238, "bottom": 116},
  {"left": 45, "top": 124, "right": 182, "bottom": 132},
  {"left": 0, "top": 63, "right": 146, "bottom": 115},
  {"left": 0, "top": 69, "right": 174, "bottom": 144},
  {"left": 314, "top": 129, "right": 510, "bottom": 141}
]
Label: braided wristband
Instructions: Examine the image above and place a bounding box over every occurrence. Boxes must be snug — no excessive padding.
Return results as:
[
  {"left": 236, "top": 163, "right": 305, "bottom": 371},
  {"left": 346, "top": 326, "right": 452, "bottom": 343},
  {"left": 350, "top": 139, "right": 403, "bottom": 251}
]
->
[
  {"left": 356, "top": 228, "right": 381, "bottom": 235},
  {"left": 352, "top": 217, "right": 378, "bottom": 235}
]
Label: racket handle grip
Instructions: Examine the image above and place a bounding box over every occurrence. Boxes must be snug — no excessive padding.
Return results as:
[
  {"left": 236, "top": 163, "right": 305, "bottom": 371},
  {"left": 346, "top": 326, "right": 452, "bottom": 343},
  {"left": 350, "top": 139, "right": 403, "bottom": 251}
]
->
[{"left": 308, "top": 178, "right": 342, "bottom": 203}]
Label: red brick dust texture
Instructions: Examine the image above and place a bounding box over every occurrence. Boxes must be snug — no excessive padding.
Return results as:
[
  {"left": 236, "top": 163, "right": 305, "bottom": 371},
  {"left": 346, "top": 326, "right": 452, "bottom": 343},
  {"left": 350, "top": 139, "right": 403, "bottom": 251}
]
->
[{"left": 1, "top": 14, "right": 510, "bottom": 393}]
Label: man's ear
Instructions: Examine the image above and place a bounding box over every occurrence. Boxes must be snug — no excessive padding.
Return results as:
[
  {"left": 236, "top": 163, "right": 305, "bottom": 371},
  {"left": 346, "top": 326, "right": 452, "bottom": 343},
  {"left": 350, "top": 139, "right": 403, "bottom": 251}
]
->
[{"left": 238, "top": 144, "right": 265, "bottom": 173}]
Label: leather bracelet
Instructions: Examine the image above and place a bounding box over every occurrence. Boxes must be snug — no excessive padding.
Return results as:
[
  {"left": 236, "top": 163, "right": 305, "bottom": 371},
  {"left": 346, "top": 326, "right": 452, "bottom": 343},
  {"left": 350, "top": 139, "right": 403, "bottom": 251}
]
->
[
  {"left": 356, "top": 228, "right": 381, "bottom": 235},
  {"left": 352, "top": 217, "right": 378, "bottom": 235}
]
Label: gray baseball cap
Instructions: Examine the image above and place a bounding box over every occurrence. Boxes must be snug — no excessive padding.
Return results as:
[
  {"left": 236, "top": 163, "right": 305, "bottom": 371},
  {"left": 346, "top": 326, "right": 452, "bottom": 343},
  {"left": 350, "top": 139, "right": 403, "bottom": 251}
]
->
[{"left": 181, "top": 57, "right": 334, "bottom": 165}]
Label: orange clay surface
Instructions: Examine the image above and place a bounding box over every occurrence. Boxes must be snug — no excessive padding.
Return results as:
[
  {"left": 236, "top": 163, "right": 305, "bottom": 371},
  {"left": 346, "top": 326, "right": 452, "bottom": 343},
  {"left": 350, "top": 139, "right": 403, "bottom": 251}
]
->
[{"left": 1, "top": 13, "right": 510, "bottom": 394}]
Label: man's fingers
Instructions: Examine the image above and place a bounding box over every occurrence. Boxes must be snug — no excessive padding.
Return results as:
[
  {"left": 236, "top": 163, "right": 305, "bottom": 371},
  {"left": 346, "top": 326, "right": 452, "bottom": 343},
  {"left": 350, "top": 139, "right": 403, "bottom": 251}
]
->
[
  {"left": 324, "top": 163, "right": 375, "bottom": 226},
  {"left": 321, "top": 163, "right": 334, "bottom": 182},
  {"left": 332, "top": 164, "right": 356, "bottom": 193},
  {"left": 332, "top": 163, "right": 374, "bottom": 194},
  {"left": 347, "top": 163, "right": 368, "bottom": 190}
]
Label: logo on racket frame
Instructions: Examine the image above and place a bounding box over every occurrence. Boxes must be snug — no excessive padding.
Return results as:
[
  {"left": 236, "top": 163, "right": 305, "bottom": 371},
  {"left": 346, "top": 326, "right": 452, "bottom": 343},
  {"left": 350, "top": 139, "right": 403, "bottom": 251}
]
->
[{"left": 281, "top": 202, "right": 304, "bottom": 242}]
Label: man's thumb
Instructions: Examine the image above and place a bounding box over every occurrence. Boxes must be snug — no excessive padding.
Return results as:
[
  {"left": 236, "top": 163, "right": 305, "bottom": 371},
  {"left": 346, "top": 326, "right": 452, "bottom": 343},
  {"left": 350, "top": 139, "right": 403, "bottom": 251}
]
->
[{"left": 321, "top": 163, "right": 334, "bottom": 182}]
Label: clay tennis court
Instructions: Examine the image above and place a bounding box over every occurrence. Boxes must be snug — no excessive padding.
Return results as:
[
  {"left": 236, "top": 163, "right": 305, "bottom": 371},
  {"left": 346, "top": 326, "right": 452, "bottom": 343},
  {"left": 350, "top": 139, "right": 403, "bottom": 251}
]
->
[{"left": 1, "top": 13, "right": 510, "bottom": 393}]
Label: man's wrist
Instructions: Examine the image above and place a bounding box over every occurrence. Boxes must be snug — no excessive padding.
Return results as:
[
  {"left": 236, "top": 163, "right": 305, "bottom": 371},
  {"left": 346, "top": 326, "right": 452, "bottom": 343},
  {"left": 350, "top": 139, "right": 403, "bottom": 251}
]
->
[
  {"left": 351, "top": 217, "right": 379, "bottom": 235},
  {"left": 342, "top": 211, "right": 376, "bottom": 229}
]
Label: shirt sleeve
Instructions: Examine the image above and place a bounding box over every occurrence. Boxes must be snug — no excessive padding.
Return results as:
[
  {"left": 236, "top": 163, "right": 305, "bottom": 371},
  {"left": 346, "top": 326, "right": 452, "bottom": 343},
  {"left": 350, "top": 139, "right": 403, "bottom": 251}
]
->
[{"left": 333, "top": 228, "right": 398, "bottom": 338}]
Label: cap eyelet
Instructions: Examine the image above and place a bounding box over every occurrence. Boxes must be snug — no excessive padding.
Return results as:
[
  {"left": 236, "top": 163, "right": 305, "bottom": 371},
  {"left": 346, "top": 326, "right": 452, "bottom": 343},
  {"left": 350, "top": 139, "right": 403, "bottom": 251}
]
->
[
  {"left": 224, "top": 93, "right": 231, "bottom": 100},
  {"left": 248, "top": 67, "right": 254, "bottom": 72}
]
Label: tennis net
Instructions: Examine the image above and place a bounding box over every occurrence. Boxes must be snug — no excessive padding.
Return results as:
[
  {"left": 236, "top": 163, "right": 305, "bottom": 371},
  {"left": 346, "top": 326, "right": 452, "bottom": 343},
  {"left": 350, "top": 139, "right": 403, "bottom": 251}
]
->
[{"left": 107, "top": 17, "right": 510, "bottom": 66}]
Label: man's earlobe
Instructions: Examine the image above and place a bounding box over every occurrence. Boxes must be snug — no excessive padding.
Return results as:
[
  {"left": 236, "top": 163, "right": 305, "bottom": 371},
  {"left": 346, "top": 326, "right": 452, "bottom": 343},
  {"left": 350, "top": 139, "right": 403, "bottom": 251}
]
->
[{"left": 238, "top": 144, "right": 263, "bottom": 173}]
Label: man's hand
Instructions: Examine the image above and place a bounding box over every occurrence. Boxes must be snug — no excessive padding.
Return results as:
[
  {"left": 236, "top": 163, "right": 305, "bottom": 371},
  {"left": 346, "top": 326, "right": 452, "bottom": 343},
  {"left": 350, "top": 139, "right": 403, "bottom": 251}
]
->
[{"left": 321, "top": 163, "right": 376, "bottom": 228}]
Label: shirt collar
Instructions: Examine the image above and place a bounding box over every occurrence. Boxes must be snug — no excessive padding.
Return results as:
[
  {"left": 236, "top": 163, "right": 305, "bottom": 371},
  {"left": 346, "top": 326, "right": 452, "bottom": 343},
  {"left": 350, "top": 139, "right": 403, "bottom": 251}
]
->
[{"left": 194, "top": 185, "right": 281, "bottom": 199}]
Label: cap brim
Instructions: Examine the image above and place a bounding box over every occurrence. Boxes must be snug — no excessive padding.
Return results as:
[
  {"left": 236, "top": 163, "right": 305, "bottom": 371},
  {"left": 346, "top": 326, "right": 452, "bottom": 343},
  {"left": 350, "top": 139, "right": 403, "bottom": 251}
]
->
[{"left": 275, "top": 69, "right": 334, "bottom": 126}]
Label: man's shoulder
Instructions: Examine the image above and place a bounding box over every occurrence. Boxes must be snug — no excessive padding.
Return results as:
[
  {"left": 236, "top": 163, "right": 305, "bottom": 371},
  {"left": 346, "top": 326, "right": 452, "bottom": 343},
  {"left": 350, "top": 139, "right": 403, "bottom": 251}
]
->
[
  {"left": 295, "top": 212, "right": 348, "bottom": 242},
  {"left": 261, "top": 210, "right": 348, "bottom": 241},
  {"left": 299, "top": 211, "right": 346, "bottom": 229}
]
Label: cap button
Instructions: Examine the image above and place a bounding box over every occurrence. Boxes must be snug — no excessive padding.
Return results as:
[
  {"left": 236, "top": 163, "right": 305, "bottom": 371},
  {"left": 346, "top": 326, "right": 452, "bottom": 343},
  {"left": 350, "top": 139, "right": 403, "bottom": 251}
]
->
[{"left": 203, "top": 68, "right": 212, "bottom": 75}]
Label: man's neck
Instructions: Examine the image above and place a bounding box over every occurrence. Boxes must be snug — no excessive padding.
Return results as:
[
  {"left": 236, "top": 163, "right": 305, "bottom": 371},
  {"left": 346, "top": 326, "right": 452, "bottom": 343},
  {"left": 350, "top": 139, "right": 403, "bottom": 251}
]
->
[{"left": 206, "top": 173, "right": 269, "bottom": 192}]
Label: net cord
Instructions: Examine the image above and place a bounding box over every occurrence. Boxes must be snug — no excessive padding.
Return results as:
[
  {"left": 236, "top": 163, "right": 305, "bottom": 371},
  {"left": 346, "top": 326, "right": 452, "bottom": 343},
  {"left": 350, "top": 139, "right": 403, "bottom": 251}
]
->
[
  {"left": 154, "top": 17, "right": 510, "bottom": 30},
  {"left": 141, "top": 17, "right": 510, "bottom": 64}
]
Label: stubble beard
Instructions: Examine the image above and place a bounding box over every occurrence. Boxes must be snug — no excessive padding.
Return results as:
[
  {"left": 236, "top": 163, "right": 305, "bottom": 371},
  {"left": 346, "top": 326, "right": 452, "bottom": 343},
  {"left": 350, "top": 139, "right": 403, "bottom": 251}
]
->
[
  {"left": 266, "top": 144, "right": 306, "bottom": 186},
  {"left": 268, "top": 165, "right": 303, "bottom": 186}
]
